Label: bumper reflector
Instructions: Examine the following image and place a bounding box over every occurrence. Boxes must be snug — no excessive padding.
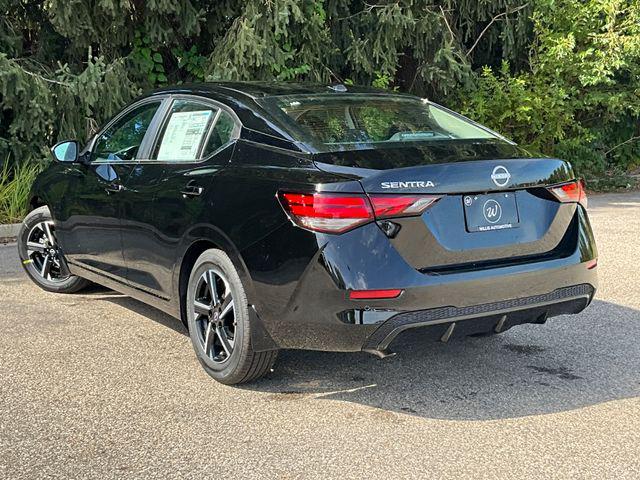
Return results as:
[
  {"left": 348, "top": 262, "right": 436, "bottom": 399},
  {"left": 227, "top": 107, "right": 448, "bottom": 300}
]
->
[{"left": 349, "top": 289, "right": 403, "bottom": 300}]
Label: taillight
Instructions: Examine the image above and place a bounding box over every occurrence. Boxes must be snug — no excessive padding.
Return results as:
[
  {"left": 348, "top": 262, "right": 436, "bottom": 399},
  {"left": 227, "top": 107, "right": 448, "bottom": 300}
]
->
[
  {"left": 278, "top": 192, "right": 373, "bottom": 233},
  {"left": 548, "top": 180, "right": 588, "bottom": 209},
  {"left": 369, "top": 195, "right": 441, "bottom": 218},
  {"left": 278, "top": 192, "right": 441, "bottom": 233}
]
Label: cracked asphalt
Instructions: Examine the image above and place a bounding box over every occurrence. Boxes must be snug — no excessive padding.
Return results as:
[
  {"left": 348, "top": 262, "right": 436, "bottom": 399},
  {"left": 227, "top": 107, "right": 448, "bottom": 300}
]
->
[{"left": 1, "top": 193, "right": 639, "bottom": 479}]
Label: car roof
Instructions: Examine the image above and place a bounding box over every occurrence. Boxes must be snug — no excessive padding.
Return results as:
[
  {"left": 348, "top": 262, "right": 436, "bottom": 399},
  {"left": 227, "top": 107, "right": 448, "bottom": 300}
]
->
[{"left": 150, "top": 81, "right": 412, "bottom": 100}]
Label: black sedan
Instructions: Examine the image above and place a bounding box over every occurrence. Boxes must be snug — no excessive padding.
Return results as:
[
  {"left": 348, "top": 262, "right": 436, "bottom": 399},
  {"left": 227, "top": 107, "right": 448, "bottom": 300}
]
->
[{"left": 19, "top": 82, "right": 598, "bottom": 384}]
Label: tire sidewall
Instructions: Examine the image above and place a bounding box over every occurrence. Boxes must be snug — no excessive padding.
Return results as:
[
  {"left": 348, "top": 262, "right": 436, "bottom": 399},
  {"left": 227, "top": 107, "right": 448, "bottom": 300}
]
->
[{"left": 186, "top": 249, "right": 250, "bottom": 382}]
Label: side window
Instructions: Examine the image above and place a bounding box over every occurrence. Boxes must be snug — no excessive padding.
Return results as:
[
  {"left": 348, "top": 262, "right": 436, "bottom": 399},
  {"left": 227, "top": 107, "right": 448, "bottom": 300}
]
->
[
  {"left": 153, "top": 100, "right": 218, "bottom": 162},
  {"left": 92, "top": 102, "right": 161, "bottom": 162},
  {"left": 203, "top": 110, "right": 237, "bottom": 156}
]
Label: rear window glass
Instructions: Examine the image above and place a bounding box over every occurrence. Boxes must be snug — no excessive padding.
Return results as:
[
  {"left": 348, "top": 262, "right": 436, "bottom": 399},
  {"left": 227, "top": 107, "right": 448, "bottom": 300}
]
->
[{"left": 259, "top": 94, "right": 500, "bottom": 152}]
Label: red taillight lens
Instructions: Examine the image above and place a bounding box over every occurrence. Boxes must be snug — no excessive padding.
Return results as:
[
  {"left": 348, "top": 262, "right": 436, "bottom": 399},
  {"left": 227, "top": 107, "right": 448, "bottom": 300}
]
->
[
  {"left": 548, "top": 180, "right": 588, "bottom": 209},
  {"left": 278, "top": 191, "right": 441, "bottom": 233},
  {"left": 278, "top": 192, "right": 373, "bottom": 233},
  {"left": 369, "top": 195, "right": 441, "bottom": 218},
  {"left": 349, "top": 289, "right": 403, "bottom": 299}
]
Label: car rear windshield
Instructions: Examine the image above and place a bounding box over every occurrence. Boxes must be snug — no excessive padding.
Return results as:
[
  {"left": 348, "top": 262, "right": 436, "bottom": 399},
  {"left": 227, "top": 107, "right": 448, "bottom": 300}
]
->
[{"left": 259, "top": 94, "right": 502, "bottom": 152}]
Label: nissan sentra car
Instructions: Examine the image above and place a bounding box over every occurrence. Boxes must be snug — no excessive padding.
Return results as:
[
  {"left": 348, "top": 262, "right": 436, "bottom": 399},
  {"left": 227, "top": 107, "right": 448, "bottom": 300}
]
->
[{"left": 18, "top": 82, "right": 598, "bottom": 384}]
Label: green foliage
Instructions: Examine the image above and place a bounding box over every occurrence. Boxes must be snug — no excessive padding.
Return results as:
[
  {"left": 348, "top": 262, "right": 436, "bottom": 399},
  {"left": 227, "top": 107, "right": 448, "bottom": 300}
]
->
[
  {"left": 0, "top": 159, "right": 42, "bottom": 223},
  {"left": 0, "top": 0, "right": 638, "bottom": 221},
  {"left": 457, "top": 0, "right": 640, "bottom": 179},
  {"left": 130, "top": 31, "right": 167, "bottom": 86},
  {"left": 172, "top": 45, "right": 207, "bottom": 82},
  {"left": 372, "top": 72, "right": 394, "bottom": 90},
  {"left": 457, "top": 62, "right": 577, "bottom": 154},
  {"left": 0, "top": 51, "right": 139, "bottom": 162},
  {"left": 205, "top": 0, "right": 330, "bottom": 82}
]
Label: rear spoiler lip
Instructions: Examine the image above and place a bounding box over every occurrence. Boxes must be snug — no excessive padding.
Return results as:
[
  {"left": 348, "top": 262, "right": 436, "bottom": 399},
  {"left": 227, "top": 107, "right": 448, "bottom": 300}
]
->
[{"left": 312, "top": 157, "right": 575, "bottom": 194}]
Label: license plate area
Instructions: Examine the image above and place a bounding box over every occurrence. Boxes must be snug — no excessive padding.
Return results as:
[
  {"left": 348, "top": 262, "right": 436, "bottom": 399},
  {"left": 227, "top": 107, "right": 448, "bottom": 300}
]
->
[{"left": 463, "top": 192, "right": 520, "bottom": 232}]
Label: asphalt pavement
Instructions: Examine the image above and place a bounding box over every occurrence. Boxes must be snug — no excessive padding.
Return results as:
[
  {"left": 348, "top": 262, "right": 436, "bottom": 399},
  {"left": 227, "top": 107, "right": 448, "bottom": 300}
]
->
[{"left": 1, "top": 193, "right": 639, "bottom": 479}]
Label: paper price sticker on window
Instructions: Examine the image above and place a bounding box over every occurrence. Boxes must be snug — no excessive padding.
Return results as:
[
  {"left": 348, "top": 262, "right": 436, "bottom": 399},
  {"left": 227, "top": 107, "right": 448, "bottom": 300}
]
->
[{"left": 157, "top": 110, "right": 213, "bottom": 161}]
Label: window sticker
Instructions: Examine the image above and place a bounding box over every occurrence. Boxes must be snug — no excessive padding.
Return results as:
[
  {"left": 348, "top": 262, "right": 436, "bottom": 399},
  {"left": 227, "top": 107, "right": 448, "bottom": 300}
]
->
[{"left": 157, "top": 110, "right": 213, "bottom": 161}]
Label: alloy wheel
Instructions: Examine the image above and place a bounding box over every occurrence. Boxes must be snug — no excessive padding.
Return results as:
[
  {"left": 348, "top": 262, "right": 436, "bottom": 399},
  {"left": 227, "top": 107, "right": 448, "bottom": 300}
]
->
[
  {"left": 193, "top": 268, "right": 236, "bottom": 363},
  {"left": 25, "top": 221, "right": 70, "bottom": 282}
]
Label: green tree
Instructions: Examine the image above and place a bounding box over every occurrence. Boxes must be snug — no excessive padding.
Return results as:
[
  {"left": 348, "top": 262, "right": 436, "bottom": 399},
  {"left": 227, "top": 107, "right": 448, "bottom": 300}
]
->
[
  {"left": 459, "top": 0, "right": 640, "bottom": 179},
  {"left": 0, "top": 0, "right": 638, "bottom": 191}
]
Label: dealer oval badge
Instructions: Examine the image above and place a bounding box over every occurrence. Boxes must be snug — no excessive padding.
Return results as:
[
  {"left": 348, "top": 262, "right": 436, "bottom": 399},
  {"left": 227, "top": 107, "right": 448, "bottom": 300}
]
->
[
  {"left": 482, "top": 199, "right": 502, "bottom": 224},
  {"left": 491, "top": 165, "right": 511, "bottom": 187}
]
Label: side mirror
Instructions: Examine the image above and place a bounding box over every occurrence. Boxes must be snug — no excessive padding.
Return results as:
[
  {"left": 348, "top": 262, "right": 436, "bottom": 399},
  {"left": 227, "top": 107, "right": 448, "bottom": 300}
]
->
[{"left": 51, "top": 140, "right": 79, "bottom": 163}]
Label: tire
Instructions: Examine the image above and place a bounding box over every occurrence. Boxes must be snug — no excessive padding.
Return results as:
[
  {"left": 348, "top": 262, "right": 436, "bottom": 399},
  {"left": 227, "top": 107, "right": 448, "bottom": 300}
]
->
[
  {"left": 17, "top": 206, "right": 90, "bottom": 293},
  {"left": 186, "top": 249, "right": 278, "bottom": 385}
]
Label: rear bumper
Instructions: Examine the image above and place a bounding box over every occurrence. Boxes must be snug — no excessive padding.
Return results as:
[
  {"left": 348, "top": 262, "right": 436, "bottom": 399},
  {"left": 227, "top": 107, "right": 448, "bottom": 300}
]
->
[
  {"left": 362, "top": 283, "right": 594, "bottom": 356},
  {"left": 252, "top": 238, "right": 597, "bottom": 352},
  {"left": 244, "top": 206, "right": 598, "bottom": 353}
]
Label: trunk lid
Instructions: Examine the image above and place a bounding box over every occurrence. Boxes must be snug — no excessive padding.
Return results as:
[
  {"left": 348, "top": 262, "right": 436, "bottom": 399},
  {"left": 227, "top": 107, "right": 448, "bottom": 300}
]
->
[{"left": 313, "top": 142, "right": 579, "bottom": 272}]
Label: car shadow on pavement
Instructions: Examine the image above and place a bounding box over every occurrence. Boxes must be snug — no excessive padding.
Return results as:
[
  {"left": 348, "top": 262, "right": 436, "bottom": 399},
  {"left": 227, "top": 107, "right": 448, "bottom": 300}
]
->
[
  {"left": 94, "top": 292, "right": 640, "bottom": 421},
  {"left": 95, "top": 291, "right": 188, "bottom": 335},
  {"left": 244, "top": 299, "right": 640, "bottom": 421}
]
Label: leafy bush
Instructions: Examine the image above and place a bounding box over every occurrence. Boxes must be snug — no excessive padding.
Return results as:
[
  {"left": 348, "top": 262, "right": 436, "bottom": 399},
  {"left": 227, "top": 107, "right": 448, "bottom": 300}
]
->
[
  {"left": 457, "top": 0, "right": 640, "bottom": 180},
  {"left": 457, "top": 63, "right": 577, "bottom": 154},
  {"left": 552, "top": 139, "right": 607, "bottom": 179}
]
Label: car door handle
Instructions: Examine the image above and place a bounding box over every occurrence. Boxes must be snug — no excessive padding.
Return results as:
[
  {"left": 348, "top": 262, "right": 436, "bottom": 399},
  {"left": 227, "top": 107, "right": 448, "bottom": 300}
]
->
[
  {"left": 105, "top": 183, "right": 125, "bottom": 194},
  {"left": 181, "top": 182, "right": 204, "bottom": 198}
]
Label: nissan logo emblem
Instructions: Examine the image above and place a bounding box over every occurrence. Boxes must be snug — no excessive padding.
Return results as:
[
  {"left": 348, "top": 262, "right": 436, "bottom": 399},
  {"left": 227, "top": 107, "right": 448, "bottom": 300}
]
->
[{"left": 491, "top": 165, "right": 511, "bottom": 187}]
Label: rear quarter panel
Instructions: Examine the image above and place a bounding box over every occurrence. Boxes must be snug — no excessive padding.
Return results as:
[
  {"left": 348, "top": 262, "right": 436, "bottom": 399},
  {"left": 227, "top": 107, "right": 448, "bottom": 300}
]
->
[{"left": 211, "top": 140, "right": 362, "bottom": 322}]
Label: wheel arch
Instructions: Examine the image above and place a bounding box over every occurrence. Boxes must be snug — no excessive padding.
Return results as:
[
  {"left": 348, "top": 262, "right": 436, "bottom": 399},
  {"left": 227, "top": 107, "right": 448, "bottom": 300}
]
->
[
  {"left": 29, "top": 195, "right": 46, "bottom": 212},
  {"left": 174, "top": 226, "right": 255, "bottom": 327},
  {"left": 27, "top": 165, "right": 55, "bottom": 213}
]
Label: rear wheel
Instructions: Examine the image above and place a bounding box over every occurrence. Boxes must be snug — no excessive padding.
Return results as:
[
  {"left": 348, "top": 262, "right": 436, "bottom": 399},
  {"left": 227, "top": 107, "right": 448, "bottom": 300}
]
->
[
  {"left": 17, "top": 206, "right": 89, "bottom": 293},
  {"left": 186, "top": 249, "right": 278, "bottom": 385}
]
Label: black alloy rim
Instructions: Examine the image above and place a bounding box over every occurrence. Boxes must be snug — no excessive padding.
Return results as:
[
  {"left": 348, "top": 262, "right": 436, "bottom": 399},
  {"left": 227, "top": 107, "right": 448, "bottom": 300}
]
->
[
  {"left": 25, "top": 221, "right": 70, "bottom": 282},
  {"left": 193, "top": 268, "right": 236, "bottom": 363}
]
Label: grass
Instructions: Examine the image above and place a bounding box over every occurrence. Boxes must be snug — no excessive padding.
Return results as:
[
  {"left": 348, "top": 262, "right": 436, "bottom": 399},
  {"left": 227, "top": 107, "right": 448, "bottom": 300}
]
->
[{"left": 0, "top": 160, "right": 42, "bottom": 224}]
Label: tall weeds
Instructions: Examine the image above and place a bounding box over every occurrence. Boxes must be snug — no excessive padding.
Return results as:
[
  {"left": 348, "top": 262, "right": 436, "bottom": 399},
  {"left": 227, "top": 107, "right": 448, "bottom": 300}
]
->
[{"left": 0, "top": 160, "right": 42, "bottom": 224}]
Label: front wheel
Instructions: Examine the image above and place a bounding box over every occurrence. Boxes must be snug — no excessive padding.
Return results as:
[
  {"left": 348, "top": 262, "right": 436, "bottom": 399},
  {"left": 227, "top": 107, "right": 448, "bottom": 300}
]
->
[
  {"left": 17, "top": 206, "right": 89, "bottom": 293},
  {"left": 186, "top": 249, "right": 278, "bottom": 385}
]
